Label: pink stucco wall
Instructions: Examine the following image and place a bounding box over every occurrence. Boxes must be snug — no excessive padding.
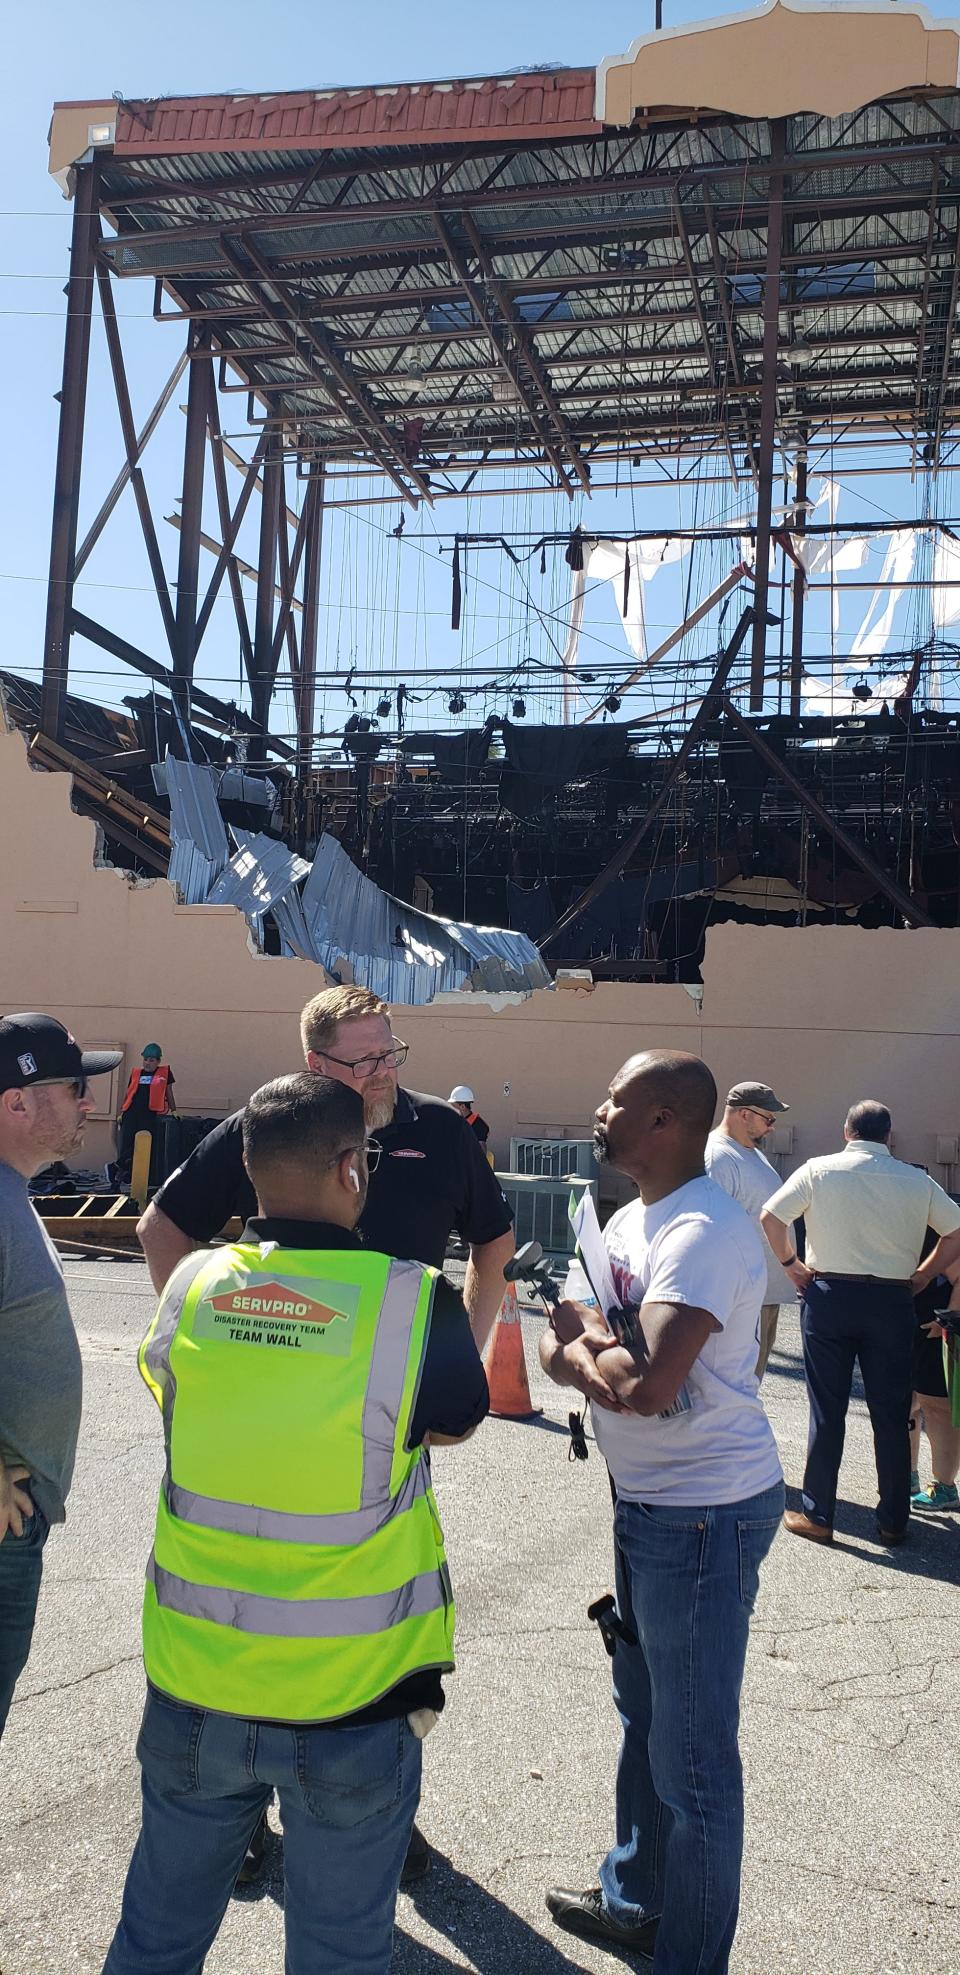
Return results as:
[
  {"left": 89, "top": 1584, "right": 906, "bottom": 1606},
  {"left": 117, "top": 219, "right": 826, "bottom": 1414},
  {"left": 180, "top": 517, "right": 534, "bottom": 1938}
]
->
[{"left": 3, "top": 729, "right": 959, "bottom": 1183}]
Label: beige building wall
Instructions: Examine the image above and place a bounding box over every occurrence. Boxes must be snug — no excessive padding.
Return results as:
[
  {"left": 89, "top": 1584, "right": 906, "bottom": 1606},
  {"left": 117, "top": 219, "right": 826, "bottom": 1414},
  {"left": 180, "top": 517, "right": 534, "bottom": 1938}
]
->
[{"left": 3, "top": 729, "right": 959, "bottom": 1185}]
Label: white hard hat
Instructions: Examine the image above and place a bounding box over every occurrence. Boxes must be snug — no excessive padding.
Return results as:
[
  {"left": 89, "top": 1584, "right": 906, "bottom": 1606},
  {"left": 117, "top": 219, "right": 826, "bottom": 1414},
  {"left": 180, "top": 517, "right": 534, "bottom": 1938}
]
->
[{"left": 449, "top": 1085, "right": 475, "bottom": 1105}]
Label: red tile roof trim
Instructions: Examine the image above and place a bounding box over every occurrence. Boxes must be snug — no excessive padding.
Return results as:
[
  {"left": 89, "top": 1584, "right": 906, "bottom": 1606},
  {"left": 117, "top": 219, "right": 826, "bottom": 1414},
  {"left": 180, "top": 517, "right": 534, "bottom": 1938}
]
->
[{"left": 113, "top": 70, "right": 600, "bottom": 157}]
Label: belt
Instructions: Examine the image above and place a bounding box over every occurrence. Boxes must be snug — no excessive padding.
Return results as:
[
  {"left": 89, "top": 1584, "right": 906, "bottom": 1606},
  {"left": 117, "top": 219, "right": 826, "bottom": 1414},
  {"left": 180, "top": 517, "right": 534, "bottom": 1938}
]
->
[{"left": 812, "top": 1271, "right": 911, "bottom": 1285}]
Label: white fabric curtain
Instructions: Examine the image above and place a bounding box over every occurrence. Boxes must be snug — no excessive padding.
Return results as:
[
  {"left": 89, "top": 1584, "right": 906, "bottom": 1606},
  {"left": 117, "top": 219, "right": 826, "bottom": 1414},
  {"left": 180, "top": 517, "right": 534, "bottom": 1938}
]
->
[
  {"left": 560, "top": 535, "right": 688, "bottom": 718},
  {"left": 849, "top": 528, "right": 916, "bottom": 661}
]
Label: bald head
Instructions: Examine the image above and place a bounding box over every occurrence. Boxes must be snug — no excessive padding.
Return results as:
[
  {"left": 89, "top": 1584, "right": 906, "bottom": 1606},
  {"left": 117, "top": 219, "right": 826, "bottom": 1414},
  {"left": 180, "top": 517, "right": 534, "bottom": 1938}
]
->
[
  {"left": 594, "top": 1050, "right": 718, "bottom": 1201},
  {"left": 617, "top": 1051, "right": 718, "bottom": 1132}
]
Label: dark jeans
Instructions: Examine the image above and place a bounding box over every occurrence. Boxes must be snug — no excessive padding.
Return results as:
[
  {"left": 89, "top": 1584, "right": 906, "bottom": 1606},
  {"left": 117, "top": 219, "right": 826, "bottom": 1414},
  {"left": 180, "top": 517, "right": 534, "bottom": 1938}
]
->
[
  {"left": 599, "top": 1482, "right": 784, "bottom": 1975},
  {"left": 103, "top": 1687, "right": 422, "bottom": 1975},
  {"left": 0, "top": 1506, "right": 49, "bottom": 1740},
  {"left": 801, "top": 1276, "right": 915, "bottom": 1533},
  {"left": 116, "top": 1111, "right": 156, "bottom": 1183}
]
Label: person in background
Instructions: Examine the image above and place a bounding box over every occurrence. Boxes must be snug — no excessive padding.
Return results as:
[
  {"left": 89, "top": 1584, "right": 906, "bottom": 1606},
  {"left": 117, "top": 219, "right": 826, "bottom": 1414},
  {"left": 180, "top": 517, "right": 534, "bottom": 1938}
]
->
[
  {"left": 762, "top": 1100, "right": 960, "bottom": 1546},
  {"left": 0, "top": 1013, "right": 121, "bottom": 1738},
  {"left": 705, "top": 1080, "right": 795, "bottom": 1378},
  {"left": 102, "top": 1073, "right": 487, "bottom": 1975},
  {"left": 540, "top": 1051, "right": 782, "bottom": 1974},
  {"left": 448, "top": 1086, "right": 491, "bottom": 1158},
  {"left": 115, "top": 1044, "right": 176, "bottom": 1190},
  {"left": 910, "top": 1238, "right": 960, "bottom": 1512}
]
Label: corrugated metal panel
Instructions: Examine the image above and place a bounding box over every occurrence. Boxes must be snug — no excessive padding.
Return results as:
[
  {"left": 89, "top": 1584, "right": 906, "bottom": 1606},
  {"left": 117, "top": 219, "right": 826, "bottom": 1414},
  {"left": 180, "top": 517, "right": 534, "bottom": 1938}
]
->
[
  {"left": 167, "top": 840, "right": 222, "bottom": 906},
  {"left": 296, "top": 834, "right": 550, "bottom": 1003},
  {"left": 163, "top": 753, "right": 230, "bottom": 867},
  {"left": 207, "top": 828, "right": 310, "bottom": 940},
  {"left": 299, "top": 834, "right": 462, "bottom": 1004}
]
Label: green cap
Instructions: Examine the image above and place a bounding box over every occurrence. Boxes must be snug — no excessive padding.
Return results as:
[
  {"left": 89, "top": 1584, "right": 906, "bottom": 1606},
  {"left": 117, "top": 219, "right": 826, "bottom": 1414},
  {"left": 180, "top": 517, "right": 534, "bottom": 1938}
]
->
[{"left": 142, "top": 1042, "right": 162, "bottom": 1059}]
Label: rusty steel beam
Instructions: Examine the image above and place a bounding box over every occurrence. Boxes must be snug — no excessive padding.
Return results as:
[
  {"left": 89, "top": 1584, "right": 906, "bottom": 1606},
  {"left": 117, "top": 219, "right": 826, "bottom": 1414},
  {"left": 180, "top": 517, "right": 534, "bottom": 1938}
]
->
[
  {"left": 198, "top": 380, "right": 265, "bottom": 667},
  {"left": 172, "top": 324, "right": 211, "bottom": 723},
  {"left": 460, "top": 212, "right": 592, "bottom": 495},
  {"left": 750, "top": 120, "right": 786, "bottom": 711},
  {"left": 434, "top": 211, "right": 575, "bottom": 496},
  {"left": 790, "top": 439, "right": 808, "bottom": 719},
  {"left": 297, "top": 465, "right": 324, "bottom": 761},
  {"left": 42, "top": 161, "right": 100, "bottom": 740},
  {"left": 94, "top": 255, "right": 178, "bottom": 658},
  {"left": 719, "top": 698, "right": 935, "bottom": 927},
  {"left": 69, "top": 608, "right": 296, "bottom": 760},
  {"left": 251, "top": 432, "right": 283, "bottom": 736},
  {"left": 224, "top": 233, "right": 433, "bottom": 507},
  {"left": 76, "top": 350, "right": 188, "bottom": 574}
]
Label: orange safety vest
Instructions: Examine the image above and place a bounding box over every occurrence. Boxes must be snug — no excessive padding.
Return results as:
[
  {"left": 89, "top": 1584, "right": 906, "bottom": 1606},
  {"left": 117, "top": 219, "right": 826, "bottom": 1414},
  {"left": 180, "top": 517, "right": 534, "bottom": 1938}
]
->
[{"left": 121, "top": 1064, "right": 172, "bottom": 1116}]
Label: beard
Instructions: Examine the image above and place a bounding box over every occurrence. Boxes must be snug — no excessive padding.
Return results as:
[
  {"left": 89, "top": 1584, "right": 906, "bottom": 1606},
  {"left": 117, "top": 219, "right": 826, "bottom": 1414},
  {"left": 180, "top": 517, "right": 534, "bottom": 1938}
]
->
[
  {"left": 592, "top": 1125, "right": 610, "bottom": 1165},
  {"left": 363, "top": 1082, "right": 397, "bottom": 1132}
]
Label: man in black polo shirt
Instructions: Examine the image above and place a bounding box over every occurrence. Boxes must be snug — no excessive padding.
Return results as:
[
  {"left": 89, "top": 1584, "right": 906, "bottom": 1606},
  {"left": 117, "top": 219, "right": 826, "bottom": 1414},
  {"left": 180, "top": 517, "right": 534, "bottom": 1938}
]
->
[{"left": 139, "top": 986, "right": 514, "bottom": 1350}]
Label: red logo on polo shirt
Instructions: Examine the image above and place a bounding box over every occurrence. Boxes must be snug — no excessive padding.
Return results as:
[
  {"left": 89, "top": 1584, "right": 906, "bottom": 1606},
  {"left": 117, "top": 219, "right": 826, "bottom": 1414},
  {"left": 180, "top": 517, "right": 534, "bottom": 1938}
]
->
[{"left": 206, "top": 1283, "right": 347, "bottom": 1327}]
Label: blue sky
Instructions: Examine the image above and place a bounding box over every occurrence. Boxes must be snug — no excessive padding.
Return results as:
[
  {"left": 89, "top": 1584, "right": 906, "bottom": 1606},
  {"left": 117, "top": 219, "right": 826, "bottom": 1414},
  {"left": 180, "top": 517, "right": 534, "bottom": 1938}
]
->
[{"left": 6, "top": 0, "right": 960, "bottom": 749}]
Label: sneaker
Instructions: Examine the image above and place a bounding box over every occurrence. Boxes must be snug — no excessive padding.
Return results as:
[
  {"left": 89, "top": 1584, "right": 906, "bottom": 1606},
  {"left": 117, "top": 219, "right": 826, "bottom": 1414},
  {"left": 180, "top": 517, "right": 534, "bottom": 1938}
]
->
[
  {"left": 909, "top": 1469, "right": 921, "bottom": 1497},
  {"left": 911, "top": 1480, "right": 960, "bottom": 1511},
  {"left": 545, "top": 1885, "right": 659, "bottom": 1953}
]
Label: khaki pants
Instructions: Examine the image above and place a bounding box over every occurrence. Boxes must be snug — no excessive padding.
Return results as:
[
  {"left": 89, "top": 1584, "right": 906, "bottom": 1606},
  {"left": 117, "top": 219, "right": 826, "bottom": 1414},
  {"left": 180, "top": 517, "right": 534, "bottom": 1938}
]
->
[{"left": 756, "top": 1303, "right": 780, "bottom": 1380}]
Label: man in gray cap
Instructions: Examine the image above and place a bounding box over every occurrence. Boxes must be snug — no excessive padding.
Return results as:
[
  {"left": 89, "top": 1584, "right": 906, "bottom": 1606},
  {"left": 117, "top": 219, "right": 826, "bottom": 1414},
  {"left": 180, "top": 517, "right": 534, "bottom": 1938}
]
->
[
  {"left": 705, "top": 1081, "right": 793, "bottom": 1378},
  {"left": 0, "top": 1013, "right": 122, "bottom": 1737}
]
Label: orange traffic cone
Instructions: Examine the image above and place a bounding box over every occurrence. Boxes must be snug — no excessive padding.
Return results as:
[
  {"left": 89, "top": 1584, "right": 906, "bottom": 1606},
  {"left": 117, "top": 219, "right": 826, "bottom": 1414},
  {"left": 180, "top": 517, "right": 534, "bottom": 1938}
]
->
[{"left": 486, "top": 1282, "right": 542, "bottom": 1420}]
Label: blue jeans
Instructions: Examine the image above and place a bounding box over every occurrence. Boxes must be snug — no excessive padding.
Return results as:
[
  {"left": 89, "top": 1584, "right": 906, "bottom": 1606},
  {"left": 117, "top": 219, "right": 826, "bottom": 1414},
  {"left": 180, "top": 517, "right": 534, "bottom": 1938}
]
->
[
  {"left": 103, "top": 1687, "right": 422, "bottom": 1975},
  {"left": 599, "top": 1481, "right": 784, "bottom": 1975},
  {"left": 0, "top": 1506, "right": 48, "bottom": 1741},
  {"left": 801, "top": 1276, "right": 914, "bottom": 1533}
]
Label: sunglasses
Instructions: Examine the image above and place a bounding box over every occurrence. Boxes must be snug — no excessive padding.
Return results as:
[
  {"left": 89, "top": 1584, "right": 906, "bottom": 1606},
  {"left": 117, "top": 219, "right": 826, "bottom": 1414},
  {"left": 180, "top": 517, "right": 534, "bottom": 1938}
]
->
[{"left": 32, "top": 1075, "right": 89, "bottom": 1099}]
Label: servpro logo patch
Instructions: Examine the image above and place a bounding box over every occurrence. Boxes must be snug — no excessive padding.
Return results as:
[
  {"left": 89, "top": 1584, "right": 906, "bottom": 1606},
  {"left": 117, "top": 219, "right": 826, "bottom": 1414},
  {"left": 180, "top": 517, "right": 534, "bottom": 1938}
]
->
[
  {"left": 191, "top": 1274, "right": 361, "bottom": 1358},
  {"left": 207, "top": 1283, "right": 347, "bottom": 1328}
]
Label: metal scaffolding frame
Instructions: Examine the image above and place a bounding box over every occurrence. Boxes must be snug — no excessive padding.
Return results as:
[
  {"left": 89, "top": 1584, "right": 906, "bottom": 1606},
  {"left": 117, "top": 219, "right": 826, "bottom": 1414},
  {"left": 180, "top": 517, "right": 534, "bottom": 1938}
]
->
[{"left": 39, "top": 75, "right": 960, "bottom": 761}]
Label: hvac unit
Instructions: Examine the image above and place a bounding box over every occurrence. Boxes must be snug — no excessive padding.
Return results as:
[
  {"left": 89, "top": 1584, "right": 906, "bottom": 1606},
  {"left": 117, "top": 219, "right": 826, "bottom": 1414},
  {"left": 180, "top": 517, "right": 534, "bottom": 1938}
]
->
[
  {"left": 509, "top": 1137, "right": 597, "bottom": 1181},
  {"left": 496, "top": 1173, "right": 596, "bottom": 1259}
]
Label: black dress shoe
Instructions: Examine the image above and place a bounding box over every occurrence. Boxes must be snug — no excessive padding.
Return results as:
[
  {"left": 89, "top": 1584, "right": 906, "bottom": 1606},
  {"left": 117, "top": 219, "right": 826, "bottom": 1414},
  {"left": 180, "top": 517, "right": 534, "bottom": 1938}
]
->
[
  {"left": 546, "top": 1885, "right": 659, "bottom": 1953},
  {"left": 400, "top": 1823, "right": 432, "bottom": 1885},
  {"left": 235, "top": 1811, "right": 267, "bottom": 1886}
]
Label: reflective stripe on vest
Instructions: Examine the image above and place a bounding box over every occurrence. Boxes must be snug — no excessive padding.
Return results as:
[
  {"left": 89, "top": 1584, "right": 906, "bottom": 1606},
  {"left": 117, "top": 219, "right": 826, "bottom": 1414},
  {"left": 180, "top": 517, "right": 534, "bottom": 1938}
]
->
[
  {"left": 146, "top": 1555, "right": 452, "bottom": 1638},
  {"left": 165, "top": 1457, "right": 430, "bottom": 1546},
  {"left": 138, "top": 1243, "right": 454, "bottom": 1719}
]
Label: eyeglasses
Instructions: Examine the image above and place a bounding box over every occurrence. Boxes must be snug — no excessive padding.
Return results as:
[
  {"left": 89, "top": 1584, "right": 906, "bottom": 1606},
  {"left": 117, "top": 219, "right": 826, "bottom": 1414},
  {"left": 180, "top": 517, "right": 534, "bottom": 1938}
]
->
[
  {"left": 744, "top": 1107, "right": 777, "bottom": 1129},
  {"left": 319, "top": 1041, "right": 409, "bottom": 1081},
  {"left": 32, "top": 1075, "right": 89, "bottom": 1099},
  {"left": 331, "top": 1139, "right": 382, "bottom": 1175}
]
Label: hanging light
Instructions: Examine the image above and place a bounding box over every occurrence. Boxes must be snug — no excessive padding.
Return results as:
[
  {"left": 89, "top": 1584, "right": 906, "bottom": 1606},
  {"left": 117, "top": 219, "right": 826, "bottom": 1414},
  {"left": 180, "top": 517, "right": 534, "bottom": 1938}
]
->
[
  {"left": 448, "top": 690, "right": 467, "bottom": 715},
  {"left": 512, "top": 697, "right": 526, "bottom": 718},
  {"left": 603, "top": 692, "right": 622, "bottom": 714},
  {"left": 852, "top": 677, "right": 873, "bottom": 703},
  {"left": 377, "top": 696, "right": 392, "bottom": 718}
]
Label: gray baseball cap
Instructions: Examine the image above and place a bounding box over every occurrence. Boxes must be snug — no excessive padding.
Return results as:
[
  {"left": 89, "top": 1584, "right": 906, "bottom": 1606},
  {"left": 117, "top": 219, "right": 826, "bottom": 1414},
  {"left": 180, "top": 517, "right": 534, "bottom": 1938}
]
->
[{"left": 726, "top": 1081, "right": 789, "bottom": 1113}]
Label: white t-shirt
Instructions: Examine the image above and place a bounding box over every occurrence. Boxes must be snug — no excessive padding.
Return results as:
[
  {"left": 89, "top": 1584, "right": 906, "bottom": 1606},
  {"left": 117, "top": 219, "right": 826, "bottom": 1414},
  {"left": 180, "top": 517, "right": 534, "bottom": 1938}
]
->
[
  {"left": 705, "top": 1129, "right": 796, "bottom": 1305},
  {"left": 565, "top": 1175, "right": 782, "bottom": 1506}
]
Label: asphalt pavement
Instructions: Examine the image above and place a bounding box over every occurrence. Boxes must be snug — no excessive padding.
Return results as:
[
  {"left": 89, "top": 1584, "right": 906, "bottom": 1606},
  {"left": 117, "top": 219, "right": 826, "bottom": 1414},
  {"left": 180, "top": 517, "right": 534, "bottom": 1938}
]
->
[{"left": 1, "top": 1259, "right": 957, "bottom": 1974}]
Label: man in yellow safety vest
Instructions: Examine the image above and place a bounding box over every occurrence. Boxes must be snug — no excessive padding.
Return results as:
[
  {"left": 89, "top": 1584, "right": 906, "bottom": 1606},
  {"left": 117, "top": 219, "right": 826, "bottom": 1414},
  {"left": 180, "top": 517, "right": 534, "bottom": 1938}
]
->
[{"left": 103, "top": 1072, "right": 488, "bottom": 1975}]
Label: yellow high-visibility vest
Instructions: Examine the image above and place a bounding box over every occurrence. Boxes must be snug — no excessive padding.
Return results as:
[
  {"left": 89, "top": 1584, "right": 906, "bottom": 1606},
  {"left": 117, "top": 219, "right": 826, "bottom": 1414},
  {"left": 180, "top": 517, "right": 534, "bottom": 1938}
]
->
[{"left": 138, "top": 1242, "right": 454, "bottom": 1721}]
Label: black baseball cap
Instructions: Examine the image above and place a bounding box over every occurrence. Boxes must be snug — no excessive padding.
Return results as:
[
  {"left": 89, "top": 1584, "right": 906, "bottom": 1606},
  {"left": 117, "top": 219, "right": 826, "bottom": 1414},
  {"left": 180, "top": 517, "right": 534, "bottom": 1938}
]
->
[
  {"left": 0, "top": 1014, "right": 122, "bottom": 1094},
  {"left": 726, "top": 1080, "right": 789, "bottom": 1114}
]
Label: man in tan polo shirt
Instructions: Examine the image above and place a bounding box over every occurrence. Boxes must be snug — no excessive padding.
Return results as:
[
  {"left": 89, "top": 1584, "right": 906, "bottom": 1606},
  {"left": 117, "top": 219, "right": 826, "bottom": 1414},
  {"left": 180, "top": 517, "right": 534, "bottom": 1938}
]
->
[{"left": 762, "top": 1100, "right": 960, "bottom": 1546}]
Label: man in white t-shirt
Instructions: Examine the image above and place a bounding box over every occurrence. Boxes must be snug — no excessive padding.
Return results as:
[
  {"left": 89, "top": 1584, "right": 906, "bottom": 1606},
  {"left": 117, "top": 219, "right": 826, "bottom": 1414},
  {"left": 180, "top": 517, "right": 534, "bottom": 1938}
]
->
[
  {"left": 705, "top": 1079, "right": 795, "bottom": 1378},
  {"left": 539, "top": 1050, "right": 783, "bottom": 1975}
]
